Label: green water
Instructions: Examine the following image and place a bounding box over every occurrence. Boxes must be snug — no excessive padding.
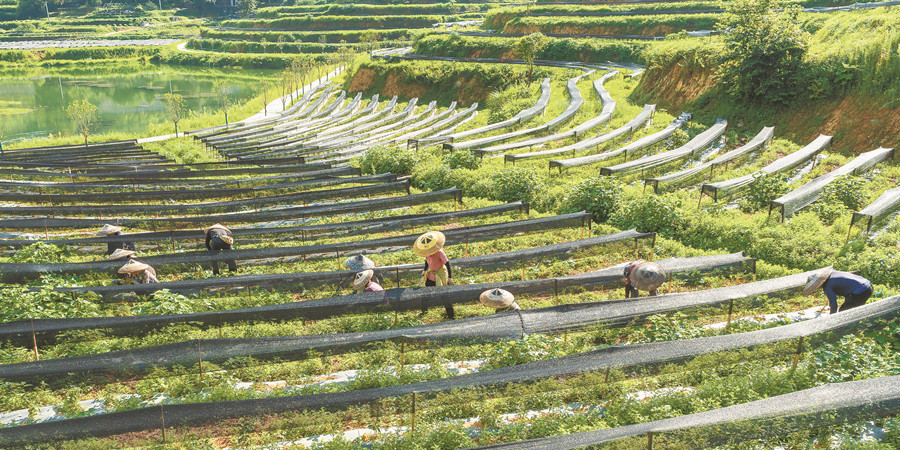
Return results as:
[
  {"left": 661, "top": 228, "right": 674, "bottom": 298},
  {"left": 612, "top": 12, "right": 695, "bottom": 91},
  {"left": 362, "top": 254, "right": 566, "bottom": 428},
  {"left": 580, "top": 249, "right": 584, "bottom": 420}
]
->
[{"left": 0, "top": 65, "right": 275, "bottom": 143}]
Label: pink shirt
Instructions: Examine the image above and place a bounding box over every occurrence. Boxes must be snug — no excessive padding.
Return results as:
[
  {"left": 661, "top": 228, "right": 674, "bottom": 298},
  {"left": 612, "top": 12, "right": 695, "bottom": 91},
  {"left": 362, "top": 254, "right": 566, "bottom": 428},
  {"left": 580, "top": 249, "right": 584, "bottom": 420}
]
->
[
  {"left": 425, "top": 249, "right": 449, "bottom": 281},
  {"left": 364, "top": 281, "right": 384, "bottom": 292}
]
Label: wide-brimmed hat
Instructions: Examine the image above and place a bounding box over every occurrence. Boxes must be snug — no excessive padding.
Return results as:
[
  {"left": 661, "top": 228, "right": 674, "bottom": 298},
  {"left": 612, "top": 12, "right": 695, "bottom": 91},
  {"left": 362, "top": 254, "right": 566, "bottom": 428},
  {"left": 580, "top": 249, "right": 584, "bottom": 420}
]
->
[
  {"left": 108, "top": 249, "right": 135, "bottom": 260},
  {"left": 345, "top": 254, "right": 376, "bottom": 271},
  {"left": 220, "top": 235, "right": 234, "bottom": 246},
  {"left": 352, "top": 270, "right": 374, "bottom": 290},
  {"left": 803, "top": 266, "right": 834, "bottom": 296},
  {"left": 413, "top": 231, "right": 445, "bottom": 257},
  {"left": 479, "top": 288, "right": 517, "bottom": 309},
  {"left": 118, "top": 259, "right": 151, "bottom": 274},
  {"left": 204, "top": 223, "right": 230, "bottom": 233},
  {"left": 630, "top": 262, "right": 667, "bottom": 291},
  {"left": 96, "top": 224, "right": 122, "bottom": 236}
]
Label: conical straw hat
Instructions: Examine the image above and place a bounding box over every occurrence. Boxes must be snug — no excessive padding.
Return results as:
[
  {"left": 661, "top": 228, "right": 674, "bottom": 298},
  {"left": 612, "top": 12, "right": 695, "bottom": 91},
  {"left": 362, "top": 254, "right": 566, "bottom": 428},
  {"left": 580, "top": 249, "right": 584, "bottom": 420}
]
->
[
  {"left": 344, "top": 254, "right": 376, "bottom": 271},
  {"left": 108, "top": 249, "right": 134, "bottom": 260},
  {"left": 220, "top": 235, "right": 234, "bottom": 246},
  {"left": 352, "top": 270, "right": 374, "bottom": 290},
  {"left": 413, "top": 231, "right": 445, "bottom": 257},
  {"left": 803, "top": 266, "right": 833, "bottom": 296},
  {"left": 118, "top": 259, "right": 151, "bottom": 274},
  {"left": 630, "top": 262, "right": 667, "bottom": 292},
  {"left": 479, "top": 288, "right": 516, "bottom": 309},
  {"left": 96, "top": 224, "right": 122, "bottom": 236},
  {"left": 204, "top": 223, "right": 230, "bottom": 233}
]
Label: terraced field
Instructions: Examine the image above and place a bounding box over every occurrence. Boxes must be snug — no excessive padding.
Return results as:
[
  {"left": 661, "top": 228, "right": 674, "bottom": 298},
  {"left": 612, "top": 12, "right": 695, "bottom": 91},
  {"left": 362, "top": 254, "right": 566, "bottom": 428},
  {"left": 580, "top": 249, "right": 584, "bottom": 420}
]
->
[{"left": 0, "top": 0, "right": 899, "bottom": 448}]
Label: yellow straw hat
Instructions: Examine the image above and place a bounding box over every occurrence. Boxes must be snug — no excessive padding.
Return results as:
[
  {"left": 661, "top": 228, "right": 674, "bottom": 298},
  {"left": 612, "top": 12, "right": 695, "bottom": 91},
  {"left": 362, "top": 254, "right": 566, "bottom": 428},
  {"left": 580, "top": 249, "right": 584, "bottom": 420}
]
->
[
  {"left": 413, "top": 231, "right": 446, "bottom": 257},
  {"left": 118, "top": 259, "right": 151, "bottom": 274},
  {"left": 108, "top": 249, "right": 135, "bottom": 260},
  {"left": 803, "top": 266, "right": 833, "bottom": 296},
  {"left": 220, "top": 235, "right": 234, "bottom": 245},
  {"left": 479, "top": 288, "right": 517, "bottom": 309},
  {"left": 96, "top": 224, "right": 122, "bottom": 236},
  {"left": 352, "top": 270, "right": 374, "bottom": 290},
  {"left": 204, "top": 223, "right": 230, "bottom": 233}
]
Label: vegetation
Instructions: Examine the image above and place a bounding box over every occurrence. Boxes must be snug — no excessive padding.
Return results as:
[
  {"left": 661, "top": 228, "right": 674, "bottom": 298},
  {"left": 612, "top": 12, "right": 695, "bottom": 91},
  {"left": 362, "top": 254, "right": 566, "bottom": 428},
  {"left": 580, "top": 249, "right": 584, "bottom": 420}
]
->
[
  {"left": 516, "top": 32, "right": 547, "bottom": 84},
  {"left": 64, "top": 99, "right": 99, "bottom": 147},
  {"left": 162, "top": 92, "right": 186, "bottom": 136}
]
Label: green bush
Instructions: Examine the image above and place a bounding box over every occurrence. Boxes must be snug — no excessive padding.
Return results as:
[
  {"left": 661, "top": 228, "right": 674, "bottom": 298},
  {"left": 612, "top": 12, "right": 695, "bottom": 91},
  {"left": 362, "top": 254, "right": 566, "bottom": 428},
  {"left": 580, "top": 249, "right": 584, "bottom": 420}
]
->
[
  {"left": 809, "top": 176, "right": 869, "bottom": 222},
  {"left": 561, "top": 176, "right": 623, "bottom": 223},
  {"left": 0, "top": 288, "right": 101, "bottom": 322},
  {"left": 740, "top": 172, "right": 790, "bottom": 213},
  {"left": 11, "top": 242, "right": 68, "bottom": 264},
  {"left": 443, "top": 149, "right": 480, "bottom": 170},
  {"left": 358, "top": 145, "right": 417, "bottom": 176},
  {"left": 487, "top": 167, "right": 544, "bottom": 204},
  {"left": 484, "top": 334, "right": 566, "bottom": 369},
  {"left": 611, "top": 193, "right": 686, "bottom": 235},
  {"left": 411, "top": 160, "right": 451, "bottom": 191}
]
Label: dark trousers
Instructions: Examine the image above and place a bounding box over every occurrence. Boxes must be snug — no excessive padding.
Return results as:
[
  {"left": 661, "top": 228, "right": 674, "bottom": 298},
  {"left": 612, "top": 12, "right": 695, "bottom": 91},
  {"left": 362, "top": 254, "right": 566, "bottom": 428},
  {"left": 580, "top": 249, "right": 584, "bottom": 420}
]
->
[
  {"left": 209, "top": 238, "right": 237, "bottom": 275},
  {"left": 840, "top": 287, "right": 873, "bottom": 312},
  {"left": 422, "top": 278, "right": 455, "bottom": 319}
]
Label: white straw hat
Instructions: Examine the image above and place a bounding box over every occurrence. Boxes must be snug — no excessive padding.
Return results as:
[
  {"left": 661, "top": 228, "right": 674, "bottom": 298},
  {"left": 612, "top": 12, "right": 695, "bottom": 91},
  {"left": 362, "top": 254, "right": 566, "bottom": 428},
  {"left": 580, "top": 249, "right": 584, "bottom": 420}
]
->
[
  {"left": 96, "top": 224, "right": 122, "bottom": 236},
  {"left": 352, "top": 270, "right": 374, "bottom": 290},
  {"left": 630, "top": 262, "right": 667, "bottom": 292},
  {"left": 345, "top": 254, "right": 376, "bottom": 271},
  {"left": 204, "top": 223, "right": 230, "bottom": 233},
  {"left": 413, "top": 231, "right": 445, "bottom": 257},
  {"left": 479, "top": 288, "right": 517, "bottom": 309},
  {"left": 220, "top": 235, "right": 234, "bottom": 245},
  {"left": 803, "top": 266, "right": 833, "bottom": 296},
  {"left": 118, "top": 259, "right": 151, "bottom": 274},
  {"left": 108, "top": 249, "right": 135, "bottom": 260}
]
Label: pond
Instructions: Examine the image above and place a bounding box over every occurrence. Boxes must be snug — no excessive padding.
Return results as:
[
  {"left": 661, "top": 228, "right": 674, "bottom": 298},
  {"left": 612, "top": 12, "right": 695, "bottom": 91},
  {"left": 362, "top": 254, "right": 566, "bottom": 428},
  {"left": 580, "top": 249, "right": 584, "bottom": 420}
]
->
[{"left": 0, "top": 65, "right": 276, "bottom": 144}]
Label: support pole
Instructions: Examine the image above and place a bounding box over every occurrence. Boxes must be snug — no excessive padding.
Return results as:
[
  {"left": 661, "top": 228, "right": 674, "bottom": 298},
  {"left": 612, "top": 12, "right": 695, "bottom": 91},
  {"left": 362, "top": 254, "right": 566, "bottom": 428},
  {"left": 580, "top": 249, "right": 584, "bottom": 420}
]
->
[
  {"left": 790, "top": 336, "right": 805, "bottom": 373},
  {"left": 160, "top": 404, "right": 166, "bottom": 444},
  {"left": 31, "top": 319, "right": 39, "bottom": 361},
  {"left": 723, "top": 298, "right": 734, "bottom": 333},
  {"left": 411, "top": 391, "right": 417, "bottom": 432},
  {"left": 198, "top": 340, "right": 204, "bottom": 381}
]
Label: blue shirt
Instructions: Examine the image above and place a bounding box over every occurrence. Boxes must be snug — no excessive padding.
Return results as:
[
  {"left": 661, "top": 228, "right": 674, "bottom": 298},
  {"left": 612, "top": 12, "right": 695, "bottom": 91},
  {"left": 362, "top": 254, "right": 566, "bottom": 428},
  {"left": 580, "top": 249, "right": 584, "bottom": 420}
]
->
[{"left": 823, "top": 271, "right": 872, "bottom": 314}]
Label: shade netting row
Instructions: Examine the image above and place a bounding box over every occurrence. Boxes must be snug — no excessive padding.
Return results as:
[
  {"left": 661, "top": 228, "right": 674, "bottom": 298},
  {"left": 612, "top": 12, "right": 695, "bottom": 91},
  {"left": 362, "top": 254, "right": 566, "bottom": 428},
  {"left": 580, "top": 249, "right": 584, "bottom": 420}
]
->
[
  {"left": 0, "top": 258, "right": 776, "bottom": 383},
  {"left": 850, "top": 186, "right": 900, "bottom": 234},
  {"left": 0, "top": 161, "right": 335, "bottom": 181},
  {"left": 2, "top": 251, "right": 754, "bottom": 344},
  {"left": 2, "top": 293, "right": 894, "bottom": 446},
  {"left": 644, "top": 126, "right": 774, "bottom": 194},
  {"left": 475, "top": 374, "right": 900, "bottom": 449},
  {"left": 701, "top": 134, "right": 833, "bottom": 202},
  {"left": 770, "top": 146, "right": 894, "bottom": 220},
  {"left": 600, "top": 118, "right": 726, "bottom": 176},
  {"left": 547, "top": 104, "right": 658, "bottom": 171},
  {"left": 0, "top": 187, "right": 461, "bottom": 230}
]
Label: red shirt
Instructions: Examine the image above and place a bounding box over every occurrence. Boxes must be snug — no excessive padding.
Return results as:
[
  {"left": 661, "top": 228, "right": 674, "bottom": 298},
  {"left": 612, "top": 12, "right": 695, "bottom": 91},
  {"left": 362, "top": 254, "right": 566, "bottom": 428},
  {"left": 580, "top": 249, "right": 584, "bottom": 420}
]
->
[
  {"left": 364, "top": 281, "right": 384, "bottom": 292},
  {"left": 425, "top": 249, "right": 449, "bottom": 281}
]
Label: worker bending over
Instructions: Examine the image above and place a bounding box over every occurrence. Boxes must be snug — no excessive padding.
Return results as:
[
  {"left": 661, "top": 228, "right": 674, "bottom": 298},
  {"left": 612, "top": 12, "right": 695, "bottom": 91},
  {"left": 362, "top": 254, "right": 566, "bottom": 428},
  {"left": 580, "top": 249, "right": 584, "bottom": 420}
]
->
[
  {"left": 804, "top": 267, "right": 873, "bottom": 314},
  {"left": 624, "top": 260, "right": 666, "bottom": 298},
  {"left": 118, "top": 259, "right": 159, "bottom": 284},
  {"left": 204, "top": 223, "right": 237, "bottom": 276},
  {"left": 97, "top": 224, "right": 135, "bottom": 256}
]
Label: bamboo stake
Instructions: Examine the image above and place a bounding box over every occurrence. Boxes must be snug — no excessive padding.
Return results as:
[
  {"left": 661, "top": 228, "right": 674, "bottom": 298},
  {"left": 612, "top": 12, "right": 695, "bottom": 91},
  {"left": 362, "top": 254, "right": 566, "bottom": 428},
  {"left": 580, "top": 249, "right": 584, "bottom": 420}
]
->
[{"left": 31, "top": 319, "right": 39, "bottom": 361}]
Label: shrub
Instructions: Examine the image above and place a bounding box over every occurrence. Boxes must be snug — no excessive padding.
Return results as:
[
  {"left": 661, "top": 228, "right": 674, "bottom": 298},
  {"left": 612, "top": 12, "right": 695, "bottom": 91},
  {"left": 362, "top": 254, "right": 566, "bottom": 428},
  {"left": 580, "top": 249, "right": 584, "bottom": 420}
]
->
[
  {"left": 487, "top": 167, "right": 544, "bottom": 204},
  {"left": 443, "top": 150, "right": 480, "bottom": 170},
  {"left": 561, "top": 176, "right": 623, "bottom": 223},
  {"left": 740, "top": 172, "right": 790, "bottom": 212},
  {"left": 0, "top": 288, "right": 101, "bottom": 322},
  {"left": 411, "top": 161, "right": 451, "bottom": 191},
  {"left": 611, "top": 193, "right": 686, "bottom": 235},
  {"left": 358, "top": 146, "right": 417, "bottom": 176},
  {"left": 484, "top": 334, "right": 566, "bottom": 369},
  {"left": 11, "top": 242, "right": 68, "bottom": 264}
]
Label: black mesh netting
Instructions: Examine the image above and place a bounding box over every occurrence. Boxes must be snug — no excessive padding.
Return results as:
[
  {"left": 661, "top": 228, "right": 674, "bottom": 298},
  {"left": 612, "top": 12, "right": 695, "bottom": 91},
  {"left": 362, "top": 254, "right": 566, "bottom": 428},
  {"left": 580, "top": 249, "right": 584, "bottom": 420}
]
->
[
  {"left": 701, "top": 134, "right": 833, "bottom": 202},
  {"left": 0, "top": 157, "right": 325, "bottom": 172},
  {"left": 851, "top": 186, "right": 900, "bottom": 233},
  {"left": 0, "top": 187, "right": 460, "bottom": 231},
  {"left": 473, "top": 375, "right": 900, "bottom": 449},
  {"left": 0, "top": 202, "right": 525, "bottom": 249},
  {"left": 0, "top": 140, "right": 137, "bottom": 154},
  {"left": 0, "top": 162, "right": 334, "bottom": 180},
  {"left": 1, "top": 293, "right": 894, "bottom": 446},
  {"left": 546, "top": 105, "right": 656, "bottom": 170},
  {"left": 645, "top": 126, "right": 774, "bottom": 194},
  {"left": 0, "top": 180, "right": 408, "bottom": 217},
  {"left": 0, "top": 248, "right": 753, "bottom": 345},
  {"left": 0, "top": 255, "right": 763, "bottom": 380},
  {"left": 771, "top": 147, "right": 894, "bottom": 220}
]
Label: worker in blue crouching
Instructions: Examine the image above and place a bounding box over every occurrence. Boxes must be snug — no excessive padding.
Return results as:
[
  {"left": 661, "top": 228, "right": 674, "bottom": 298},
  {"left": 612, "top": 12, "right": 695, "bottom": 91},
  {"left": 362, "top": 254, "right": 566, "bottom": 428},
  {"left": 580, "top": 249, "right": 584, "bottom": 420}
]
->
[
  {"left": 804, "top": 266, "right": 873, "bottom": 314},
  {"left": 97, "top": 224, "right": 135, "bottom": 256},
  {"left": 623, "top": 260, "right": 666, "bottom": 298},
  {"left": 204, "top": 223, "right": 237, "bottom": 276}
]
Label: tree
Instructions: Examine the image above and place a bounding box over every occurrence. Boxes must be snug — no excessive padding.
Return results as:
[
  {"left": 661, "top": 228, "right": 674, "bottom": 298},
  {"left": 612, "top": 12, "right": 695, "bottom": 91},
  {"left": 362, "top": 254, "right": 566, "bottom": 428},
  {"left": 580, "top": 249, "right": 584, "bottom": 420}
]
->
[
  {"left": 515, "top": 32, "right": 547, "bottom": 84},
  {"left": 162, "top": 93, "right": 186, "bottom": 136},
  {"left": 260, "top": 80, "right": 269, "bottom": 116},
  {"left": 214, "top": 80, "right": 230, "bottom": 125},
  {"left": 717, "top": 0, "right": 809, "bottom": 105},
  {"left": 65, "top": 99, "right": 100, "bottom": 147},
  {"left": 280, "top": 69, "right": 291, "bottom": 110},
  {"left": 236, "top": 0, "right": 257, "bottom": 18}
]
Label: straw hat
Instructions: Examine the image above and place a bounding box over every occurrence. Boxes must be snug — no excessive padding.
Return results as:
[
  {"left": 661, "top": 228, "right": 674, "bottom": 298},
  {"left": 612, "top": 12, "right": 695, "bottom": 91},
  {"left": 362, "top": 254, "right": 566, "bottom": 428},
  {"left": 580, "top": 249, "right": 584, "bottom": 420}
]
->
[
  {"left": 352, "top": 270, "right": 374, "bottom": 290},
  {"left": 108, "top": 249, "right": 135, "bottom": 260},
  {"left": 413, "top": 231, "right": 446, "bottom": 257},
  {"left": 220, "top": 235, "right": 234, "bottom": 246},
  {"left": 118, "top": 259, "right": 151, "bottom": 274},
  {"left": 629, "top": 262, "right": 667, "bottom": 292},
  {"left": 344, "top": 254, "right": 376, "bottom": 271},
  {"left": 479, "top": 288, "right": 517, "bottom": 309},
  {"left": 96, "top": 224, "right": 122, "bottom": 236},
  {"left": 803, "top": 266, "right": 834, "bottom": 296},
  {"left": 204, "top": 223, "right": 230, "bottom": 233}
]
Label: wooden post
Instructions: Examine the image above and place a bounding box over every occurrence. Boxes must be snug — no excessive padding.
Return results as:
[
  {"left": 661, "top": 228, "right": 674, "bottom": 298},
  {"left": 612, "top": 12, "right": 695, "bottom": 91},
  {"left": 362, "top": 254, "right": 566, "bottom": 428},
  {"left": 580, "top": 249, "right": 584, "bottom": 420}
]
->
[
  {"left": 160, "top": 404, "right": 166, "bottom": 443},
  {"left": 521, "top": 257, "right": 526, "bottom": 281},
  {"left": 723, "top": 298, "right": 734, "bottom": 333},
  {"left": 790, "top": 336, "right": 804, "bottom": 373},
  {"left": 411, "top": 391, "right": 417, "bottom": 432},
  {"left": 400, "top": 341, "right": 405, "bottom": 371},
  {"left": 31, "top": 319, "right": 39, "bottom": 361},
  {"left": 395, "top": 268, "right": 401, "bottom": 288},
  {"left": 198, "top": 340, "right": 204, "bottom": 381},
  {"left": 647, "top": 431, "right": 653, "bottom": 450},
  {"left": 554, "top": 278, "right": 559, "bottom": 304}
]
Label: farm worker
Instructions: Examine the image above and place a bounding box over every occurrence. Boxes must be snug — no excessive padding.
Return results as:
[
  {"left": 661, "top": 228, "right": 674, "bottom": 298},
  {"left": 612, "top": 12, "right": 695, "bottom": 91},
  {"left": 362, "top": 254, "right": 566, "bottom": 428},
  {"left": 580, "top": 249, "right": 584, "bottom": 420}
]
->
[
  {"left": 803, "top": 266, "right": 873, "bottom": 314},
  {"left": 412, "top": 230, "right": 455, "bottom": 319},
  {"left": 351, "top": 269, "right": 384, "bottom": 293},
  {"left": 623, "top": 260, "right": 666, "bottom": 298},
  {"left": 97, "top": 224, "right": 135, "bottom": 256},
  {"left": 117, "top": 259, "right": 159, "bottom": 284},
  {"left": 345, "top": 254, "right": 385, "bottom": 284},
  {"left": 204, "top": 223, "right": 237, "bottom": 276},
  {"left": 108, "top": 248, "right": 136, "bottom": 284},
  {"left": 479, "top": 288, "right": 521, "bottom": 313}
]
